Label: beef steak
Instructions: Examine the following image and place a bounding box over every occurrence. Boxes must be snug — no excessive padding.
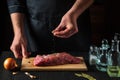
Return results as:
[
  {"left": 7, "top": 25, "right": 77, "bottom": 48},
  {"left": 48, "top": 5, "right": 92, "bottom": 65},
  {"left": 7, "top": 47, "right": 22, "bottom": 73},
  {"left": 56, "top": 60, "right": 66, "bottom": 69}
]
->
[{"left": 33, "top": 52, "right": 82, "bottom": 66}]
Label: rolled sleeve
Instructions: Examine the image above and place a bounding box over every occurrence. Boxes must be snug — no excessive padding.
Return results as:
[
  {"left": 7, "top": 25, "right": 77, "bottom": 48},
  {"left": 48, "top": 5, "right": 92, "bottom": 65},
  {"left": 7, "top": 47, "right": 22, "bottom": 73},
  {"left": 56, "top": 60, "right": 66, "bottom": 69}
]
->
[{"left": 7, "top": 0, "right": 26, "bottom": 14}]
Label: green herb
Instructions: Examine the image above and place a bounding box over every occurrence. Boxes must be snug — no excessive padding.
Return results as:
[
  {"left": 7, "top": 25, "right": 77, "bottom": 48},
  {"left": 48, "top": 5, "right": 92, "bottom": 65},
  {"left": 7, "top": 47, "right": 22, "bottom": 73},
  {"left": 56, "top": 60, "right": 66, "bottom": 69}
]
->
[{"left": 75, "top": 73, "right": 96, "bottom": 80}]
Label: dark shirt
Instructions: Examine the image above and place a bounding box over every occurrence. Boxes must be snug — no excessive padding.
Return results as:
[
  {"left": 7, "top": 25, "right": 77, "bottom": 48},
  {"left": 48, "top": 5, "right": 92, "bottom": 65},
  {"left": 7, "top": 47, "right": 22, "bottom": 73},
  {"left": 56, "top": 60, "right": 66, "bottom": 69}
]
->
[{"left": 7, "top": 0, "right": 91, "bottom": 54}]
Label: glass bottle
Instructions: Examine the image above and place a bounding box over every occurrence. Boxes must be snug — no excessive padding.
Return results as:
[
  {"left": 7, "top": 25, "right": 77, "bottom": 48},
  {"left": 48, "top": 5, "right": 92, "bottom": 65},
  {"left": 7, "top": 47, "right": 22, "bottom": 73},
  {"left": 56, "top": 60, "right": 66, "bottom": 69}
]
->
[
  {"left": 89, "top": 45, "right": 99, "bottom": 65},
  {"left": 96, "top": 39, "right": 110, "bottom": 72},
  {"left": 107, "top": 40, "right": 120, "bottom": 77},
  {"left": 114, "top": 33, "right": 120, "bottom": 41}
]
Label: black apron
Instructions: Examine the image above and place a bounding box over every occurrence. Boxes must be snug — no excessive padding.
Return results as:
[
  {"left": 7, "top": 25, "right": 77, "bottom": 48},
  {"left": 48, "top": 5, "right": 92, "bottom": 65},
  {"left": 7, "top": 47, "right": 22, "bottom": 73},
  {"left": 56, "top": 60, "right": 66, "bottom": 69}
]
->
[{"left": 24, "top": 0, "right": 91, "bottom": 54}]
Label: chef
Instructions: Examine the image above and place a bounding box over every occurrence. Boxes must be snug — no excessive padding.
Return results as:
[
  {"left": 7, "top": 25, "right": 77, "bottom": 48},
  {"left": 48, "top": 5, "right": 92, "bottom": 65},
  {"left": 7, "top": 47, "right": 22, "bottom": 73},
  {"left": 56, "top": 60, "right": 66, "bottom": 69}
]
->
[{"left": 7, "top": 0, "right": 94, "bottom": 58}]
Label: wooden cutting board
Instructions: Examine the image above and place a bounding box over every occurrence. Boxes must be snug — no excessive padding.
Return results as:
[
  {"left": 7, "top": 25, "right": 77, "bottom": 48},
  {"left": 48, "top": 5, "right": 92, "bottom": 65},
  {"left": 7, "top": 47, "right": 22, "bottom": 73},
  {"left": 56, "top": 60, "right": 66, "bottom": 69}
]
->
[{"left": 21, "top": 57, "right": 87, "bottom": 71}]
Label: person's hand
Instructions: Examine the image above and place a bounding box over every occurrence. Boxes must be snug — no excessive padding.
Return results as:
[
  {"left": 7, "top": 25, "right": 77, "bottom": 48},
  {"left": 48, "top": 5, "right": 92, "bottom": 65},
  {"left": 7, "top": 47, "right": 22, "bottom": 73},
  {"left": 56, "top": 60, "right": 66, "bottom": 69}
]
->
[
  {"left": 10, "top": 34, "right": 30, "bottom": 58},
  {"left": 52, "top": 13, "right": 78, "bottom": 38}
]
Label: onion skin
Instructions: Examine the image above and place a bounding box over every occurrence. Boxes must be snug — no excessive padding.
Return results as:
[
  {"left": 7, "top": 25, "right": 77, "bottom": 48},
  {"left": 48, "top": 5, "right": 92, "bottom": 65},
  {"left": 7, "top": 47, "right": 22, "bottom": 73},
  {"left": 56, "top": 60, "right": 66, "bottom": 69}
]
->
[{"left": 3, "top": 58, "right": 18, "bottom": 70}]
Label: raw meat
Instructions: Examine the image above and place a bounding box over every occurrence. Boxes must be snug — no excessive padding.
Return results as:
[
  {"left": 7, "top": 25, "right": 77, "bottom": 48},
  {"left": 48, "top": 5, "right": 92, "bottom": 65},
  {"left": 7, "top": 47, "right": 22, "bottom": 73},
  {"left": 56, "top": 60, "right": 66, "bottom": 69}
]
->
[{"left": 33, "top": 52, "right": 82, "bottom": 66}]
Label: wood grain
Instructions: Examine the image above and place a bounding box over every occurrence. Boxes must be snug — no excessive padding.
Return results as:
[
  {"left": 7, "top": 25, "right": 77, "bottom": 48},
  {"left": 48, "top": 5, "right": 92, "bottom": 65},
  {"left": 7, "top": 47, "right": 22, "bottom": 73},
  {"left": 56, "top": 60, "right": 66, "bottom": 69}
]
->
[{"left": 21, "top": 57, "right": 87, "bottom": 71}]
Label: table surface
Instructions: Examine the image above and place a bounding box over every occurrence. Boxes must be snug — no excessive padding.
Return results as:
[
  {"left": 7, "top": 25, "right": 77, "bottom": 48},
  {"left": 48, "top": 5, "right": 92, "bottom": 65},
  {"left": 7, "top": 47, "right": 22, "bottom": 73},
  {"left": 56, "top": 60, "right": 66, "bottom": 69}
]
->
[{"left": 0, "top": 51, "right": 119, "bottom": 80}]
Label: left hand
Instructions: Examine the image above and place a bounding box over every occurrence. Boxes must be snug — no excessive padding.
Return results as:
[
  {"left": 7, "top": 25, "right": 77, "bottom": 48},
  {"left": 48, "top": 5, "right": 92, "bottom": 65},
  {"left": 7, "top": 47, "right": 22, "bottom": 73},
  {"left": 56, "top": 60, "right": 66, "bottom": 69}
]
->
[{"left": 52, "top": 13, "right": 78, "bottom": 38}]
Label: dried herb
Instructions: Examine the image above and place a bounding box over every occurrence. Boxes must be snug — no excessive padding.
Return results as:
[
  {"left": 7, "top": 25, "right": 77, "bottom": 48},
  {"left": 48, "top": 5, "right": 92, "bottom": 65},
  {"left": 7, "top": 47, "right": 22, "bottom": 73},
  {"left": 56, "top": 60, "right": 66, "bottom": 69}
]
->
[{"left": 75, "top": 73, "right": 96, "bottom": 80}]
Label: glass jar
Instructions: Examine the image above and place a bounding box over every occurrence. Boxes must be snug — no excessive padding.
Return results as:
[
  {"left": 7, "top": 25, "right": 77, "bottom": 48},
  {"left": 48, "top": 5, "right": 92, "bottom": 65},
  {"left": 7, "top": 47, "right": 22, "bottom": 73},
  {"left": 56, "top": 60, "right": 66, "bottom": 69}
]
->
[
  {"left": 89, "top": 45, "right": 99, "bottom": 66},
  {"left": 96, "top": 39, "right": 109, "bottom": 72},
  {"left": 107, "top": 40, "right": 120, "bottom": 77}
]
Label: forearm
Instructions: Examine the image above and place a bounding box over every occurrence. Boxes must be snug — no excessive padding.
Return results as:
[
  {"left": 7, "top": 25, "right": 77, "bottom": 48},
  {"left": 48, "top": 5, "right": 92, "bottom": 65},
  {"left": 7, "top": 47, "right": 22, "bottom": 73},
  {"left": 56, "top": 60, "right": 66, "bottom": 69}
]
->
[
  {"left": 7, "top": 0, "right": 26, "bottom": 36},
  {"left": 10, "top": 13, "right": 25, "bottom": 36},
  {"left": 67, "top": 0, "right": 94, "bottom": 19}
]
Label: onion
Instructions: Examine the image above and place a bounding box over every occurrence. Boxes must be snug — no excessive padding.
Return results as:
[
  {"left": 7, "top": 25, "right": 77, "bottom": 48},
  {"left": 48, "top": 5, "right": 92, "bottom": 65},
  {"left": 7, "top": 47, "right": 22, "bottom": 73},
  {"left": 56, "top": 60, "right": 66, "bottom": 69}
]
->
[{"left": 3, "top": 58, "right": 18, "bottom": 70}]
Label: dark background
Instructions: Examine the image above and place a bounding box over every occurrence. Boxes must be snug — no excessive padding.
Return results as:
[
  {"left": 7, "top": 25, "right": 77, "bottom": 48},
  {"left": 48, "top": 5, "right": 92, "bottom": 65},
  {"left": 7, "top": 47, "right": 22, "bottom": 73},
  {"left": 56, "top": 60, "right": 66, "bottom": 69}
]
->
[
  {"left": 0, "top": 0, "right": 120, "bottom": 51},
  {"left": 0, "top": 0, "right": 13, "bottom": 51}
]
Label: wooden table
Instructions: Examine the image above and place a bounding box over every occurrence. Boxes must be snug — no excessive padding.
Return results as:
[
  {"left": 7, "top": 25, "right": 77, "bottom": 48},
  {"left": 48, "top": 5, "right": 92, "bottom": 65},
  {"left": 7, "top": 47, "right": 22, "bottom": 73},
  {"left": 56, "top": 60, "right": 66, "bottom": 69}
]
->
[{"left": 0, "top": 51, "right": 119, "bottom": 80}]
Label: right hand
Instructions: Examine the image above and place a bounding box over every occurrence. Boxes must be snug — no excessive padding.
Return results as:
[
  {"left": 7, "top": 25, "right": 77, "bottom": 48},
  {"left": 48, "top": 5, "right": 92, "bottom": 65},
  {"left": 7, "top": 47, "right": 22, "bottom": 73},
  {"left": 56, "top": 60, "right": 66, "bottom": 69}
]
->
[
  {"left": 10, "top": 34, "right": 30, "bottom": 58},
  {"left": 52, "top": 12, "right": 78, "bottom": 38}
]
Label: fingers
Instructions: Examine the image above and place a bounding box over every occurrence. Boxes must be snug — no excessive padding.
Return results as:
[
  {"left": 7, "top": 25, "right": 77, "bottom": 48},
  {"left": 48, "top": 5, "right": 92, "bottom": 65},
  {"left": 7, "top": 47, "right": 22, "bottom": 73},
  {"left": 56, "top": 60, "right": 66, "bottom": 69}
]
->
[
  {"left": 52, "top": 23, "right": 66, "bottom": 33},
  {"left": 52, "top": 24, "right": 68, "bottom": 38},
  {"left": 10, "top": 45, "right": 22, "bottom": 59},
  {"left": 21, "top": 44, "right": 31, "bottom": 58},
  {"left": 10, "top": 44, "right": 31, "bottom": 59},
  {"left": 54, "top": 28, "right": 71, "bottom": 38},
  {"left": 53, "top": 25, "right": 78, "bottom": 38}
]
